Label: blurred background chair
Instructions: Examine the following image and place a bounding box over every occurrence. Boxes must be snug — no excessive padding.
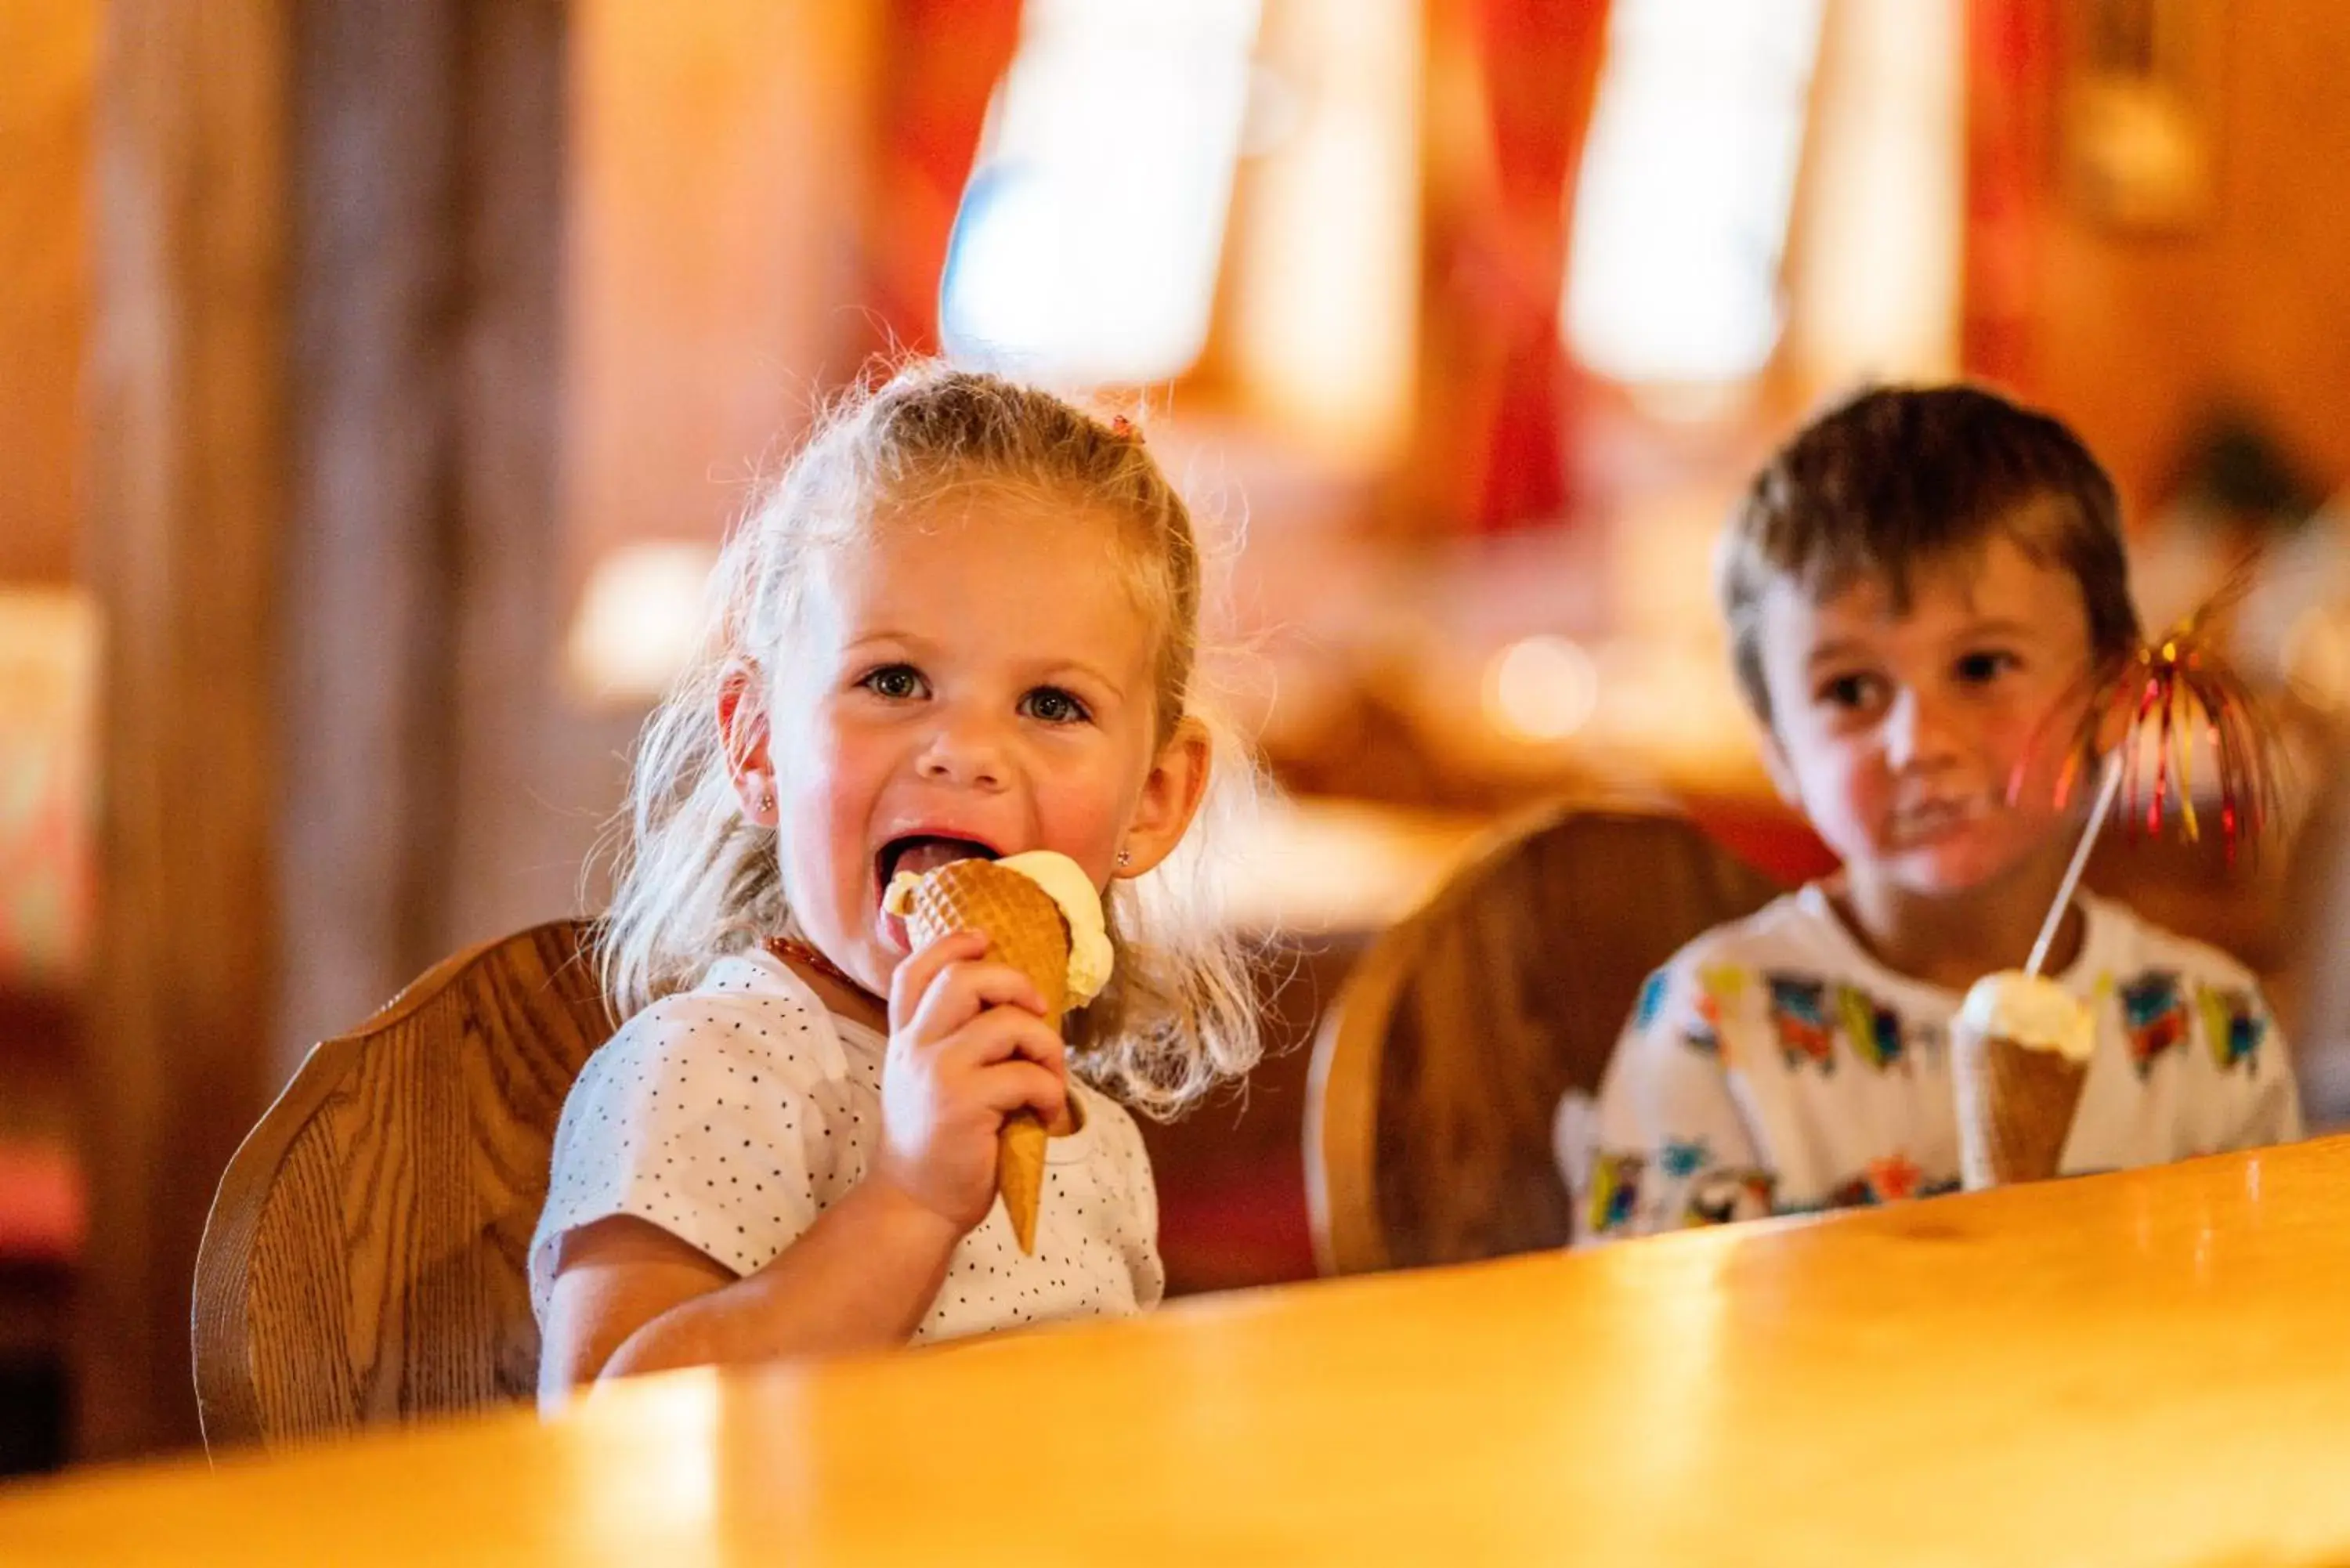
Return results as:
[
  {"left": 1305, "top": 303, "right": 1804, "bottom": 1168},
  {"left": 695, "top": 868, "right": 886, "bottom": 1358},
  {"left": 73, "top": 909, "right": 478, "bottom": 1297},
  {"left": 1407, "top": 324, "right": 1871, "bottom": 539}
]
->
[
  {"left": 190, "top": 921, "right": 612, "bottom": 1451},
  {"left": 1306, "top": 802, "right": 1782, "bottom": 1277}
]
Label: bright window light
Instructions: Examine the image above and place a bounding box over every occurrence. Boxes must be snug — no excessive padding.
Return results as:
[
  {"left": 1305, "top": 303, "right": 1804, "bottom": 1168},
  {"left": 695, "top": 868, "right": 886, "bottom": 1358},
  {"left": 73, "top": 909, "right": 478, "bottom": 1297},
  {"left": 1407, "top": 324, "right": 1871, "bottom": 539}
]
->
[
  {"left": 1483, "top": 635, "right": 1600, "bottom": 742},
  {"left": 1564, "top": 0, "right": 1824, "bottom": 388},
  {"left": 565, "top": 541, "right": 720, "bottom": 704},
  {"left": 1785, "top": 0, "right": 1961, "bottom": 389},
  {"left": 941, "top": 0, "right": 1260, "bottom": 388},
  {"left": 1229, "top": 0, "right": 1421, "bottom": 464}
]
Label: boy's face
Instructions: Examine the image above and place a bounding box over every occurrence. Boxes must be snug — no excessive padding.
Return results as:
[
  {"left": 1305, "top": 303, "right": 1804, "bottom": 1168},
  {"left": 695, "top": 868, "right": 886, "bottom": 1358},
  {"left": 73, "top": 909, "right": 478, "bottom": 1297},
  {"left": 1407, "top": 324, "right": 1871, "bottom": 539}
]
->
[{"left": 1755, "top": 533, "right": 2100, "bottom": 899}]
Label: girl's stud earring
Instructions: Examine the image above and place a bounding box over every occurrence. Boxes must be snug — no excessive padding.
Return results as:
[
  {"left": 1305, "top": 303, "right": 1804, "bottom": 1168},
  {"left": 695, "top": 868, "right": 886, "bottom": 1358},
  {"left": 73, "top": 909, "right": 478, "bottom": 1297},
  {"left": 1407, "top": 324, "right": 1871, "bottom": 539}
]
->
[{"left": 1115, "top": 847, "right": 1133, "bottom": 869}]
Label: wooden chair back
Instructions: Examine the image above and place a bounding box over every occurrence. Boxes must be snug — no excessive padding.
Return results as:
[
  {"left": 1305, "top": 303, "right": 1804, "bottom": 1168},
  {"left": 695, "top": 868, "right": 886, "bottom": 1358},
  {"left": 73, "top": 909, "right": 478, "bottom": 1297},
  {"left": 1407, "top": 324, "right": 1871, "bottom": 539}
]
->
[
  {"left": 1306, "top": 804, "right": 1782, "bottom": 1277},
  {"left": 192, "top": 919, "right": 613, "bottom": 1450}
]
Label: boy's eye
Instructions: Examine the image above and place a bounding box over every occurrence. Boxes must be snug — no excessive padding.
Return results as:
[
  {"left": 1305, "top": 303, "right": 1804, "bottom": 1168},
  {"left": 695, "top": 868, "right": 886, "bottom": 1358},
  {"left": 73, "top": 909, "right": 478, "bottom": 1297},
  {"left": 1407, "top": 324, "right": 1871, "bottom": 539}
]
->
[
  {"left": 860, "top": 664, "right": 927, "bottom": 701},
  {"left": 1816, "top": 672, "right": 1884, "bottom": 712},
  {"left": 1955, "top": 649, "right": 2018, "bottom": 685},
  {"left": 1020, "top": 686, "right": 1090, "bottom": 725}
]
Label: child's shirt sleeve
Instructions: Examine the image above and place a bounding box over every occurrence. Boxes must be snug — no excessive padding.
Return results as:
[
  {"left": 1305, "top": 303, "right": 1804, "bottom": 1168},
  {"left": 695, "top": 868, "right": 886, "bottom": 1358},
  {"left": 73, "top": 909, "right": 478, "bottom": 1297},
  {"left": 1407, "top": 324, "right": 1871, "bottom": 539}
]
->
[
  {"left": 527, "top": 981, "right": 862, "bottom": 1321},
  {"left": 1564, "top": 956, "right": 1777, "bottom": 1243}
]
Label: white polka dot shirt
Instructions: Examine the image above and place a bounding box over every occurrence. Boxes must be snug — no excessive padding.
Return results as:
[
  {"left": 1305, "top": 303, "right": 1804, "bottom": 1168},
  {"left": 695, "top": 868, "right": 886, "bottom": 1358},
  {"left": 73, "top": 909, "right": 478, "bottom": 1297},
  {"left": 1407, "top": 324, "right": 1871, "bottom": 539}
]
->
[{"left": 529, "top": 949, "right": 1165, "bottom": 1342}]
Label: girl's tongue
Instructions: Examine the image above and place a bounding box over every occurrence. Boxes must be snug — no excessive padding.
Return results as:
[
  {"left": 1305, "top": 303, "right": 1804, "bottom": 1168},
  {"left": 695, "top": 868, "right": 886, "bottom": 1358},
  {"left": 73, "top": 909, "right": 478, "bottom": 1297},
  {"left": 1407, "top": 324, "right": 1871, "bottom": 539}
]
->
[
  {"left": 889, "top": 837, "right": 995, "bottom": 883},
  {"left": 876, "top": 836, "right": 999, "bottom": 952}
]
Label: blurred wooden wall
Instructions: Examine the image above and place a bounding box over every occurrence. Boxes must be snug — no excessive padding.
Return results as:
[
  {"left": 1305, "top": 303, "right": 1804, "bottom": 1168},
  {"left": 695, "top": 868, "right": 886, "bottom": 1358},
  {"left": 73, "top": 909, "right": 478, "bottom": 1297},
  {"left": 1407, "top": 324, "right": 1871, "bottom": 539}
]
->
[
  {"left": 1969, "top": 0, "right": 2350, "bottom": 512},
  {"left": 79, "top": 0, "right": 291, "bottom": 1461},
  {"left": 0, "top": 2, "right": 100, "bottom": 1479},
  {"left": 273, "top": 0, "right": 571, "bottom": 1071},
  {"left": 562, "top": 0, "right": 877, "bottom": 591},
  {"left": 78, "top": 0, "right": 569, "bottom": 1461},
  {"left": 0, "top": 5, "right": 96, "bottom": 588}
]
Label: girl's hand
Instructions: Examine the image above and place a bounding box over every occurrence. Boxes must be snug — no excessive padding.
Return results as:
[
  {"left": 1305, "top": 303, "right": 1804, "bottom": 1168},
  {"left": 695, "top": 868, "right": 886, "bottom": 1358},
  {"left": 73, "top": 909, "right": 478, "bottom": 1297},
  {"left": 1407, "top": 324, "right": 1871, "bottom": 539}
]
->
[{"left": 871, "top": 930, "right": 1069, "bottom": 1232}]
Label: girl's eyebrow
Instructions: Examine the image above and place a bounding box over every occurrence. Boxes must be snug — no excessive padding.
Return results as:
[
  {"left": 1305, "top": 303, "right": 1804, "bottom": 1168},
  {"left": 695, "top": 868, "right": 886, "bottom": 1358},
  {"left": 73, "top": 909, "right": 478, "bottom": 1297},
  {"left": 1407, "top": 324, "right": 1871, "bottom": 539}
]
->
[
  {"left": 1037, "top": 659, "right": 1127, "bottom": 701},
  {"left": 840, "top": 628, "right": 930, "bottom": 656}
]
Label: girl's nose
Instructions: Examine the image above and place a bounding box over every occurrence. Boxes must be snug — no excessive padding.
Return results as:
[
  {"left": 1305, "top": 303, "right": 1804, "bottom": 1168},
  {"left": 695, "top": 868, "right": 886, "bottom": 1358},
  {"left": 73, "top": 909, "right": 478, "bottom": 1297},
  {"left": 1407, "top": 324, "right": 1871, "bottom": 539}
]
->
[{"left": 915, "top": 710, "right": 1008, "bottom": 790}]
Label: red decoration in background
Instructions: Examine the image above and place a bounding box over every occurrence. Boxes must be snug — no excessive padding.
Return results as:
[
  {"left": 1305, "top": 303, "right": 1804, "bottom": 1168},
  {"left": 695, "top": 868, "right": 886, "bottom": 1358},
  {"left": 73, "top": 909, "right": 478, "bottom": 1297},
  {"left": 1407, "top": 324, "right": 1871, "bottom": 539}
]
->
[
  {"left": 865, "top": 0, "right": 1025, "bottom": 354},
  {"left": 1462, "top": 0, "right": 1609, "bottom": 532},
  {"left": 0, "top": 1142, "right": 84, "bottom": 1264},
  {"left": 1961, "top": 0, "right": 2059, "bottom": 385}
]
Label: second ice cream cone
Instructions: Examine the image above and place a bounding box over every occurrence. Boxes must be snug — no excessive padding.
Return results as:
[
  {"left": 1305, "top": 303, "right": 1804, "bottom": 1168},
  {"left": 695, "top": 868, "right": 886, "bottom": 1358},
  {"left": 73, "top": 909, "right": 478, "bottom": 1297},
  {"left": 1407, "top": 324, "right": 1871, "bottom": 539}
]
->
[
  {"left": 1952, "top": 1031, "right": 2087, "bottom": 1187},
  {"left": 1950, "top": 972, "right": 2093, "bottom": 1189},
  {"left": 895, "top": 857, "right": 1072, "bottom": 1252}
]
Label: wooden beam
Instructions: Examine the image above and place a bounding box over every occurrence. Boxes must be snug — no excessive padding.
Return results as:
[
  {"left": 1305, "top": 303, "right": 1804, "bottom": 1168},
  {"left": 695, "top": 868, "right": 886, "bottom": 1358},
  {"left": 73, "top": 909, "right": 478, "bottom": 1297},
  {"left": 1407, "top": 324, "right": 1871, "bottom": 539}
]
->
[
  {"left": 79, "top": 0, "right": 291, "bottom": 1459},
  {"left": 437, "top": 0, "right": 576, "bottom": 966},
  {"left": 82, "top": 0, "right": 569, "bottom": 1458},
  {"left": 272, "top": 0, "right": 468, "bottom": 1066},
  {"left": 277, "top": 0, "right": 573, "bottom": 1066}
]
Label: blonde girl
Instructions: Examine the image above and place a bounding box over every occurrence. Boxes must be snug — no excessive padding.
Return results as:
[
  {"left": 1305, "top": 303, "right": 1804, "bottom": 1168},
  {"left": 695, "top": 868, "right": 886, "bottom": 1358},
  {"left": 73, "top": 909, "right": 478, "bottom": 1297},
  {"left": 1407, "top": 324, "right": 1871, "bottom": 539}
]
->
[{"left": 532, "top": 363, "right": 1259, "bottom": 1404}]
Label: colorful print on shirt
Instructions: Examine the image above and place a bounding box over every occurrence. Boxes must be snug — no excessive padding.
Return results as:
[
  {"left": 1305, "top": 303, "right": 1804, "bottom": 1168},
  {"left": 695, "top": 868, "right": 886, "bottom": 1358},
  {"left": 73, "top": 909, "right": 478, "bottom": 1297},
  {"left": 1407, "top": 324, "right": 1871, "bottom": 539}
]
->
[
  {"left": 1683, "top": 1168, "right": 1777, "bottom": 1227},
  {"left": 1688, "top": 964, "right": 1747, "bottom": 1060},
  {"left": 2196, "top": 984, "right": 2267, "bottom": 1072},
  {"left": 1659, "top": 1136, "right": 1711, "bottom": 1180},
  {"left": 1587, "top": 1151, "right": 1645, "bottom": 1235},
  {"left": 1766, "top": 974, "right": 1837, "bottom": 1073},
  {"left": 1817, "top": 1154, "right": 1954, "bottom": 1211},
  {"left": 2118, "top": 970, "right": 2190, "bottom": 1077},
  {"left": 1633, "top": 969, "right": 1670, "bottom": 1031},
  {"left": 1835, "top": 984, "right": 1904, "bottom": 1071}
]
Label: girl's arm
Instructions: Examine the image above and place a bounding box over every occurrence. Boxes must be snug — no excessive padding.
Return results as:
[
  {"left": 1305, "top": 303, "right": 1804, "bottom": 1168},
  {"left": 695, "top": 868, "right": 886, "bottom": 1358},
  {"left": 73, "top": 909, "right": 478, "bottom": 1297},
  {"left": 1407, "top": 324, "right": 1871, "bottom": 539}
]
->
[
  {"left": 537, "top": 1178, "right": 960, "bottom": 1409},
  {"left": 537, "top": 930, "right": 1066, "bottom": 1412}
]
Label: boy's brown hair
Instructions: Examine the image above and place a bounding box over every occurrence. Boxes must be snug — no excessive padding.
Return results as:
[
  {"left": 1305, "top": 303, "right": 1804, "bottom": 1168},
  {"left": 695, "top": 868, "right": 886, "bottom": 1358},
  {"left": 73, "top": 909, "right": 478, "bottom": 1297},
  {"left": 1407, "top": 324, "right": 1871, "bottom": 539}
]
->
[{"left": 1719, "top": 383, "right": 2140, "bottom": 725}]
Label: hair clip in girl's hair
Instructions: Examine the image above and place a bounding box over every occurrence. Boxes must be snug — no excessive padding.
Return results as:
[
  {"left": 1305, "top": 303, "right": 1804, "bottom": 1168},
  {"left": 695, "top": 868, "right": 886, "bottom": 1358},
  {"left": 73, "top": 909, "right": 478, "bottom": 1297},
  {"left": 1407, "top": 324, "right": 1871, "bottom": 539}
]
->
[{"left": 1109, "top": 414, "right": 1139, "bottom": 441}]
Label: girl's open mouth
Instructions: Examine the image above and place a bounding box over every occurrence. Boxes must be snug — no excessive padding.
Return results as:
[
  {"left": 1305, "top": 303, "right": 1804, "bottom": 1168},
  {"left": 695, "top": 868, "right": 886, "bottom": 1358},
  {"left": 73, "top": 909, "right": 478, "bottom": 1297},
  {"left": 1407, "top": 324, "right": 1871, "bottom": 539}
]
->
[
  {"left": 873, "top": 834, "right": 1000, "bottom": 951},
  {"left": 876, "top": 833, "right": 1001, "bottom": 891}
]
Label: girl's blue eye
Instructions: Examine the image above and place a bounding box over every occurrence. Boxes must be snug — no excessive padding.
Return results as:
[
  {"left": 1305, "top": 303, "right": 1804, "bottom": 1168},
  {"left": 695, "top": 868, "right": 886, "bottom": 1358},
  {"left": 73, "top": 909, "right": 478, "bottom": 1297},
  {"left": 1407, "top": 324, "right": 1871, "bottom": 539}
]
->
[
  {"left": 1021, "top": 686, "right": 1090, "bottom": 724},
  {"left": 861, "top": 665, "right": 926, "bottom": 701}
]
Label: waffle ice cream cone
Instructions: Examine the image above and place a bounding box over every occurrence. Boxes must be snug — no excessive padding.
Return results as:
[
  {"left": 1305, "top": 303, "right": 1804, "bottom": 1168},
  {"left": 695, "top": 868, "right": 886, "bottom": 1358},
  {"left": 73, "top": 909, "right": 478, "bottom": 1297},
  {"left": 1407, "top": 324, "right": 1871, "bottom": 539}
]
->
[
  {"left": 1951, "top": 973, "right": 2093, "bottom": 1189},
  {"left": 885, "top": 852, "right": 1110, "bottom": 1252}
]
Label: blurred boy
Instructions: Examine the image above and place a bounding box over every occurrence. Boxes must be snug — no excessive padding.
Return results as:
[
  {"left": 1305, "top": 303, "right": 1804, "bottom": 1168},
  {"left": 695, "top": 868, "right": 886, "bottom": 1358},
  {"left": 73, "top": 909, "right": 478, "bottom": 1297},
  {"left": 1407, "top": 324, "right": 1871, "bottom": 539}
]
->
[{"left": 1564, "top": 386, "right": 2300, "bottom": 1240}]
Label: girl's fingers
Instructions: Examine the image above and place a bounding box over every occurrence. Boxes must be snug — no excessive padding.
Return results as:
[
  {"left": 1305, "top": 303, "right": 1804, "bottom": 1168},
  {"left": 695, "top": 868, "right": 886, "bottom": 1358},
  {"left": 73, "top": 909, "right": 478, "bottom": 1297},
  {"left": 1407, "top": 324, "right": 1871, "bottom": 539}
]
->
[
  {"left": 901, "top": 957, "right": 1051, "bottom": 1047},
  {"left": 887, "top": 930, "right": 989, "bottom": 1031},
  {"left": 967, "top": 1058, "right": 1070, "bottom": 1128},
  {"left": 935, "top": 1006, "right": 1068, "bottom": 1081}
]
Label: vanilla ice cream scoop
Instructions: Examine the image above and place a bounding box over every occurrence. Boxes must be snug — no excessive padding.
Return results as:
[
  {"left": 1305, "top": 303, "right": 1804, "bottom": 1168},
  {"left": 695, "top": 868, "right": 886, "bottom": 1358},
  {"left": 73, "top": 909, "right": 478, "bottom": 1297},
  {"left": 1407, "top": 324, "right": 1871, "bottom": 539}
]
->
[
  {"left": 886, "top": 849, "right": 1115, "bottom": 1005},
  {"left": 1958, "top": 971, "right": 2094, "bottom": 1063}
]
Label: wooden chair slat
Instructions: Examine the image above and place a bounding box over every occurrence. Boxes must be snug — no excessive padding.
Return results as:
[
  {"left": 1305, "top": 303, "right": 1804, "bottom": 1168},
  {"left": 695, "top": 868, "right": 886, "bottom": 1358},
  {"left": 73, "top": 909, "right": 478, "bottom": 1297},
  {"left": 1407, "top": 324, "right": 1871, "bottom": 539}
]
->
[
  {"left": 1307, "top": 804, "right": 1781, "bottom": 1276},
  {"left": 192, "top": 919, "right": 613, "bottom": 1450}
]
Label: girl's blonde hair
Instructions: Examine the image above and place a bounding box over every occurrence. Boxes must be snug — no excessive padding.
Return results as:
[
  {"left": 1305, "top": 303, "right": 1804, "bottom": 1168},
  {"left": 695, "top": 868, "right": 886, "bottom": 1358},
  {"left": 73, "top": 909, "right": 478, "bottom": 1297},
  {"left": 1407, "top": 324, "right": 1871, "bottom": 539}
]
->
[{"left": 598, "top": 361, "right": 1261, "bottom": 1116}]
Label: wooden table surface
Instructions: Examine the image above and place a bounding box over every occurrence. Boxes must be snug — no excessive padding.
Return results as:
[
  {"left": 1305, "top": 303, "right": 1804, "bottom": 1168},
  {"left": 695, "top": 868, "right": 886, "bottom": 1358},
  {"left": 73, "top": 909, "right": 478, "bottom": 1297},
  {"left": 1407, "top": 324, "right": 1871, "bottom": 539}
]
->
[{"left": 6, "top": 1136, "right": 2350, "bottom": 1566}]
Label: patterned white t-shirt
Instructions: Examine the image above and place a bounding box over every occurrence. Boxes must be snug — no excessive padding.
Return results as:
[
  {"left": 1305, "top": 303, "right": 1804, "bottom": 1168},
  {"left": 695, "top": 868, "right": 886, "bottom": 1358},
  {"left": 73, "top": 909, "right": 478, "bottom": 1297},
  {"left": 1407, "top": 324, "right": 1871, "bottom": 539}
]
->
[
  {"left": 1560, "top": 884, "right": 2304, "bottom": 1241},
  {"left": 530, "top": 949, "right": 1164, "bottom": 1341}
]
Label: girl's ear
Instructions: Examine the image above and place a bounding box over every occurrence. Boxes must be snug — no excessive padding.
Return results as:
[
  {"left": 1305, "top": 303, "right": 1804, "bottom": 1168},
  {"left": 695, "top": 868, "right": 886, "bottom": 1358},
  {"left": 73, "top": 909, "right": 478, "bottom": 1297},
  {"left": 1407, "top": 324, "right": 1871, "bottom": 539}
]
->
[
  {"left": 1115, "top": 717, "right": 1213, "bottom": 879},
  {"left": 717, "top": 663, "right": 778, "bottom": 826}
]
